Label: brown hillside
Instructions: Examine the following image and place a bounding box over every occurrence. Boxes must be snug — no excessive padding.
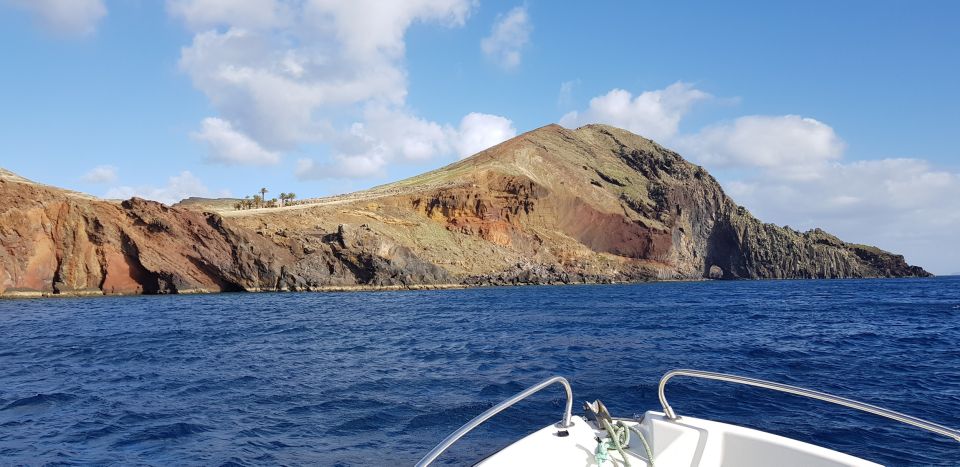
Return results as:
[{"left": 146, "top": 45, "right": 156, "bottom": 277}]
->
[{"left": 0, "top": 124, "right": 929, "bottom": 297}]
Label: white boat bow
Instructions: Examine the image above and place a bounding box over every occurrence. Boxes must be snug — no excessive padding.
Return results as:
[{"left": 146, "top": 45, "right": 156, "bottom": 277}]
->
[{"left": 416, "top": 370, "right": 960, "bottom": 466}]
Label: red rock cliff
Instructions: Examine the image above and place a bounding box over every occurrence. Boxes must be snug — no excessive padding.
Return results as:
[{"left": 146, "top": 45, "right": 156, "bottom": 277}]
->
[{"left": 0, "top": 124, "right": 929, "bottom": 297}]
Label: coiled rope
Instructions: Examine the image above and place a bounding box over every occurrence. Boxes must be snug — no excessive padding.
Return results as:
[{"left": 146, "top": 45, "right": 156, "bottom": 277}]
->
[{"left": 594, "top": 418, "right": 655, "bottom": 467}]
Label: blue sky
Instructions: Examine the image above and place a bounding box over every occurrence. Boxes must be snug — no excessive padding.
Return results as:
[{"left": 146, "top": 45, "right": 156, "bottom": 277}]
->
[{"left": 1, "top": 1, "right": 958, "bottom": 273}]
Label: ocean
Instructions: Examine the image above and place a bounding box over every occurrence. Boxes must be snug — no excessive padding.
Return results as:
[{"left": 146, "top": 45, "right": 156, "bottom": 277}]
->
[{"left": 1, "top": 277, "right": 958, "bottom": 466}]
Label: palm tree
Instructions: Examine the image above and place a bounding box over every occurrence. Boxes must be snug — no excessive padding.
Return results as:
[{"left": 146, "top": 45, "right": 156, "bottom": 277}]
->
[
  {"left": 277, "top": 192, "right": 297, "bottom": 207},
  {"left": 260, "top": 187, "right": 268, "bottom": 201},
  {"left": 253, "top": 194, "right": 262, "bottom": 208}
]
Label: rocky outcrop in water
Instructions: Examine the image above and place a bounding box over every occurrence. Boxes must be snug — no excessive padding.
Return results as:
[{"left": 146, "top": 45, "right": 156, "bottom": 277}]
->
[{"left": 0, "top": 124, "right": 929, "bottom": 297}]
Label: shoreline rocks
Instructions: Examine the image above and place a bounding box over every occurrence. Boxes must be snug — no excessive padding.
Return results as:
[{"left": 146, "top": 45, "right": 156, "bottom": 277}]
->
[{"left": 0, "top": 124, "right": 930, "bottom": 299}]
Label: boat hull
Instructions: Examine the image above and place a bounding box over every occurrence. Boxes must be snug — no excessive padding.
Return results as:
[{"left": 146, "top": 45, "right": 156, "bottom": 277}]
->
[{"left": 478, "top": 411, "right": 881, "bottom": 467}]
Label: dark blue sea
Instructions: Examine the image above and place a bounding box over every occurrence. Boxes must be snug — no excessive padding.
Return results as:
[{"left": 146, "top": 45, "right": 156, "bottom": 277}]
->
[{"left": 1, "top": 277, "right": 959, "bottom": 466}]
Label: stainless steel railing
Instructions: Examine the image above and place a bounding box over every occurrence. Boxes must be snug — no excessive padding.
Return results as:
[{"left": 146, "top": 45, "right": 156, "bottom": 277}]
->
[
  {"left": 659, "top": 369, "right": 960, "bottom": 442},
  {"left": 415, "top": 376, "right": 575, "bottom": 467}
]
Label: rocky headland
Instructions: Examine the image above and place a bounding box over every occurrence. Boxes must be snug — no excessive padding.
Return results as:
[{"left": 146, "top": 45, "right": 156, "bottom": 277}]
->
[{"left": 0, "top": 124, "right": 929, "bottom": 297}]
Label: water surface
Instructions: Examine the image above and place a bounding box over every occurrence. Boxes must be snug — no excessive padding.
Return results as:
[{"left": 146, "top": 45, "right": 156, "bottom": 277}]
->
[{"left": 1, "top": 277, "right": 958, "bottom": 465}]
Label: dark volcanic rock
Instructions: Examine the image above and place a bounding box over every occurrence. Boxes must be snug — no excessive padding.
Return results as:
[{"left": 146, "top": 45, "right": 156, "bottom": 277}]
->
[
  {"left": 706, "top": 213, "right": 932, "bottom": 279},
  {"left": 0, "top": 124, "right": 929, "bottom": 297}
]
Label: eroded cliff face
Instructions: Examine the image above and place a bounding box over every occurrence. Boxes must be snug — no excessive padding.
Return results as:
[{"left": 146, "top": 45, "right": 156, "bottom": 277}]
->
[
  {"left": 0, "top": 124, "right": 929, "bottom": 297},
  {"left": 0, "top": 176, "right": 449, "bottom": 297},
  {"left": 706, "top": 210, "right": 931, "bottom": 279}
]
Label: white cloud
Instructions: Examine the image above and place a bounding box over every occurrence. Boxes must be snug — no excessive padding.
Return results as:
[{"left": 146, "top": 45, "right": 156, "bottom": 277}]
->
[
  {"left": 167, "top": 0, "right": 290, "bottom": 31},
  {"left": 4, "top": 0, "right": 107, "bottom": 36},
  {"left": 295, "top": 107, "right": 451, "bottom": 180},
  {"left": 661, "top": 104, "right": 952, "bottom": 273},
  {"left": 81, "top": 165, "right": 117, "bottom": 184},
  {"left": 560, "top": 82, "right": 711, "bottom": 141},
  {"left": 193, "top": 117, "right": 280, "bottom": 165},
  {"left": 481, "top": 6, "right": 531, "bottom": 70},
  {"left": 350, "top": 106, "right": 454, "bottom": 162},
  {"left": 557, "top": 79, "right": 578, "bottom": 108},
  {"left": 453, "top": 112, "right": 516, "bottom": 158},
  {"left": 105, "top": 171, "right": 217, "bottom": 205},
  {"left": 678, "top": 115, "right": 845, "bottom": 180},
  {"left": 296, "top": 154, "right": 387, "bottom": 180},
  {"left": 563, "top": 81, "right": 954, "bottom": 272},
  {"left": 665, "top": 106, "right": 951, "bottom": 272},
  {"left": 720, "top": 158, "right": 960, "bottom": 274},
  {"left": 296, "top": 110, "right": 516, "bottom": 178},
  {"left": 305, "top": 0, "right": 473, "bottom": 61},
  {"left": 171, "top": 0, "right": 486, "bottom": 178}
]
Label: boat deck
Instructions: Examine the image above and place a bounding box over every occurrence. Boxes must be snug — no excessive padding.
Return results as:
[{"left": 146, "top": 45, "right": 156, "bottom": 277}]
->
[{"left": 478, "top": 412, "right": 881, "bottom": 467}]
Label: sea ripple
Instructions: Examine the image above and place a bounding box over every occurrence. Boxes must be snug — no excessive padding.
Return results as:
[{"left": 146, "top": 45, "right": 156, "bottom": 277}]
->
[{"left": 1, "top": 277, "right": 958, "bottom": 465}]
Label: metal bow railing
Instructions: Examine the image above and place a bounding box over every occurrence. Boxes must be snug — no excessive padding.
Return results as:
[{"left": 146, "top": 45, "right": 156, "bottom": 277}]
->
[
  {"left": 415, "top": 376, "right": 574, "bottom": 467},
  {"left": 658, "top": 369, "right": 960, "bottom": 442}
]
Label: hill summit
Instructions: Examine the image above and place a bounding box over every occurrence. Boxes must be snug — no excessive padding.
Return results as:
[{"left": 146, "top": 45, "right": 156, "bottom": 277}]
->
[{"left": 0, "top": 124, "right": 929, "bottom": 297}]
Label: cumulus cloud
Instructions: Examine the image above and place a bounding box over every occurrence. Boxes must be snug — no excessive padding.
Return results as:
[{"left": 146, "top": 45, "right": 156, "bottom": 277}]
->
[
  {"left": 565, "top": 81, "right": 956, "bottom": 272},
  {"left": 295, "top": 106, "right": 452, "bottom": 179},
  {"left": 722, "top": 158, "right": 960, "bottom": 274},
  {"left": 296, "top": 110, "right": 517, "bottom": 179},
  {"left": 167, "top": 0, "right": 290, "bottom": 31},
  {"left": 453, "top": 112, "right": 517, "bottom": 158},
  {"left": 105, "top": 171, "right": 222, "bottom": 205},
  {"left": 192, "top": 117, "right": 280, "bottom": 166},
  {"left": 560, "top": 82, "right": 711, "bottom": 141},
  {"left": 675, "top": 112, "right": 954, "bottom": 272},
  {"left": 677, "top": 115, "right": 845, "bottom": 180},
  {"left": 171, "top": 0, "right": 506, "bottom": 178},
  {"left": 81, "top": 165, "right": 117, "bottom": 184},
  {"left": 481, "top": 6, "right": 531, "bottom": 70},
  {"left": 4, "top": 0, "right": 107, "bottom": 36},
  {"left": 174, "top": 0, "right": 476, "bottom": 137},
  {"left": 350, "top": 106, "right": 455, "bottom": 162},
  {"left": 296, "top": 155, "right": 387, "bottom": 180}
]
